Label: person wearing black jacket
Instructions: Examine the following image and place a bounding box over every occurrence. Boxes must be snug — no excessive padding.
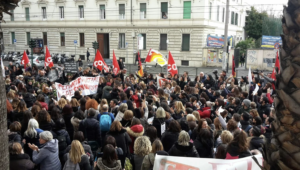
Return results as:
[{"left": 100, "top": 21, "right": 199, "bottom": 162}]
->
[
  {"left": 78, "top": 108, "right": 102, "bottom": 147},
  {"left": 194, "top": 128, "right": 214, "bottom": 158},
  {"left": 161, "top": 120, "right": 181, "bottom": 152},
  {"left": 9, "top": 143, "right": 35, "bottom": 170},
  {"left": 248, "top": 126, "right": 265, "bottom": 151},
  {"left": 168, "top": 130, "right": 199, "bottom": 157},
  {"left": 118, "top": 58, "right": 124, "bottom": 70},
  {"left": 23, "top": 89, "right": 36, "bottom": 108},
  {"left": 254, "top": 95, "right": 270, "bottom": 123},
  {"left": 8, "top": 121, "right": 24, "bottom": 147},
  {"left": 52, "top": 117, "right": 71, "bottom": 158}
]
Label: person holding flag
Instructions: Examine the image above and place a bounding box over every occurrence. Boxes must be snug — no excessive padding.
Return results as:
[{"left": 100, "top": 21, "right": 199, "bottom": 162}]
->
[
  {"left": 232, "top": 55, "right": 236, "bottom": 77},
  {"left": 44, "top": 47, "right": 54, "bottom": 68}
]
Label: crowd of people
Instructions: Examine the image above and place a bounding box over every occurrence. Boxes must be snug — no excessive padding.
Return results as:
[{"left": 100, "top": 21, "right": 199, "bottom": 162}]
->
[{"left": 4, "top": 59, "right": 274, "bottom": 170}]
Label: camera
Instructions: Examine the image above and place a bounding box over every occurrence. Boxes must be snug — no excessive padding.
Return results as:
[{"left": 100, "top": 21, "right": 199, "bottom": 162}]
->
[
  {"left": 252, "top": 69, "right": 262, "bottom": 74},
  {"left": 213, "top": 69, "right": 218, "bottom": 75}
]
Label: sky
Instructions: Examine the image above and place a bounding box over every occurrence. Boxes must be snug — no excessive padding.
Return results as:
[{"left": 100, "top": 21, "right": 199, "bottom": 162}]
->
[{"left": 245, "top": 0, "right": 288, "bottom": 16}]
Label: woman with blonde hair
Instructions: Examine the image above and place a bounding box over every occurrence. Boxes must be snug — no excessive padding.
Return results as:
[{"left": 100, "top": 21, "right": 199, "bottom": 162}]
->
[
  {"left": 134, "top": 136, "right": 152, "bottom": 170},
  {"left": 213, "top": 117, "right": 224, "bottom": 146},
  {"left": 58, "top": 98, "right": 68, "bottom": 110},
  {"left": 152, "top": 107, "right": 166, "bottom": 138},
  {"left": 168, "top": 130, "right": 199, "bottom": 157},
  {"left": 141, "top": 139, "right": 164, "bottom": 170},
  {"left": 99, "top": 99, "right": 108, "bottom": 113},
  {"left": 120, "top": 110, "right": 133, "bottom": 127},
  {"left": 70, "top": 98, "right": 80, "bottom": 112},
  {"left": 172, "top": 101, "right": 185, "bottom": 120},
  {"left": 63, "top": 140, "right": 91, "bottom": 169},
  {"left": 192, "top": 111, "right": 201, "bottom": 123}
]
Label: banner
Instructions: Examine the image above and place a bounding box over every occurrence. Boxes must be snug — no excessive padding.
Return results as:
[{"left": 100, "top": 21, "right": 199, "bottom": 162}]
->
[
  {"left": 137, "top": 51, "right": 144, "bottom": 77},
  {"left": 157, "top": 76, "right": 171, "bottom": 88},
  {"left": 167, "top": 51, "right": 178, "bottom": 76},
  {"left": 261, "top": 35, "right": 282, "bottom": 49},
  {"left": 146, "top": 49, "right": 167, "bottom": 66},
  {"left": 44, "top": 46, "right": 54, "bottom": 68},
  {"left": 154, "top": 154, "right": 263, "bottom": 170},
  {"left": 21, "top": 51, "right": 30, "bottom": 69},
  {"left": 47, "top": 69, "right": 59, "bottom": 82},
  {"left": 94, "top": 50, "right": 109, "bottom": 72},
  {"left": 207, "top": 35, "right": 233, "bottom": 47},
  {"left": 112, "top": 50, "right": 120, "bottom": 75},
  {"left": 64, "top": 62, "right": 78, "bottom": 74},
  {"left": 55, "top": 76, "right": 100, "bottom": 101}
]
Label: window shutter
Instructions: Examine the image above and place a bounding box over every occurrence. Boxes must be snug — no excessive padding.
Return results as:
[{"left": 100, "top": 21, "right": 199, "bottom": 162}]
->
[
  {"left": 25, "top": 8, "right": 30, "bottom": 21},
  {"left": 119, "top": 4, "right": 125, "bottom": 15},
  {"left": 161, "top": 2, "right": 168, "bottom": 13},
  {"left": 183, "top": 1, "right": 191, "bottom": 19}
]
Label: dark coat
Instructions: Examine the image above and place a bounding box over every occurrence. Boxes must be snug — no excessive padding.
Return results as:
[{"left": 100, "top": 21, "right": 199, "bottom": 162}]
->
[
  {"left": 249, "top": 136, "right": 265, "bottom": 151},
  {"left": 106, "top": 129, "right": 132, "bottom": 156},
  {"left": 63, "top": 113, "right": 74, "bottom": 140},
  {"left": 161, "top": 131, "right": 179, "bottom": 152},
  {"left": 226, "top": 142, "right": 252, "bottom": 159},
  {"left": 168, "top": 142, "right": 199, "bottom": 157},
  {"left": 8, "top": 132, "right": 23, "bottom": 147},
  {"left": 193, "top": 135, "right": 214, "bottom": 158},
  {"left": 78, "top": 117, "right": 102, "bottom": 146},
  {"left": 39, "top": 120, "right": 55, "bottom": 131},
  {"left": 10, "top": 154, "right": 35, "bottom": 170},
  {"left": 120, "top": 119, "right": 131, "bottom": 128},
  {"left": 23, "top": 93, "right": 36, "bottom": 108},
  {"left": 152, "top": 118, "right": 166, "bottom": 139},
  {"left": 52, "top": 129, "right": 71, "bottom": 155}
]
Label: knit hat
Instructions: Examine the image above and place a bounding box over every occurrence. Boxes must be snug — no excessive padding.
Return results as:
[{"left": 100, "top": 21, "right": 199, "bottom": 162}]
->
[{"left": 243, "top": 99, "right": 251, "bottom": 108}]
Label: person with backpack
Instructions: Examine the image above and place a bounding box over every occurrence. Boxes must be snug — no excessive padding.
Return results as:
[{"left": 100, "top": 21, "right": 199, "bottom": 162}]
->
[
  {"left": 63, "top": 140, "right": 91, "bottom": 170},
  {"left": 97, "top": 104, "right": 115, "bottom": 146},
  {"left": 52, "top": 118, "right": 71, "bottom": 160}
]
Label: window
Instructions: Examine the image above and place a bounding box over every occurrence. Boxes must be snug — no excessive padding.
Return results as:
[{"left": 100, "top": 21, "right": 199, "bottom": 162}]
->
[
  {"left": 161, "top": 2, "right": 168, "bottom": 19},
  {"left": 10, "top": 10, "right": 14, "bottom": 21},
  {"left": 181, "top": 60, "right": 189, "bottom": 66},
  {"left": 79, "top": 6, "right": 84, "bottom": 19},
  {"left": 26, "top": 32, "right": 30, "bottom": 45},
  {"left": 231, "top": 11, "right": 234, "bottom": 24},
  {"left": 141, "top": 34, "right": 146, "bottom": 50},
  {"left": 100, "top": 5, "right": 105, "bottom": 19},
  {"left": 182, "top": 34, "right": 190, "bottom": 51},
  {"left": 140, "top": 3, "right": 146, "bottom": 19},
  {"left": 183, "top": 1, "right": 191, "bottom": 19},
  {"left": 235, "top": 13, "right": 238, "bottom": 25},
  {"left": 43, "top": 32, "right": 47, "bottom": 46},
  {"left": 222, "top": 8, "right": 225, "bottom": 22},
  {"left": 60, "top": 33, "right": 65, "bottom": 46},
  {"left": 42, "top": 7, "right": 47, "bottom": 19},
  {"left": 209, "top": 2, "right": 212, "bottom": 20},
  {"left": 217, "top": 6, "right": 219, "bottom": 21},
  {"left": 160, "top": 34, "right": 167, "bottom": 50},
  {"left": 119, "top": 33, "right": 125, "bottom": 49},
  {"left": 80, "top": 33, "right": 85, "bottom": 47},
  {"left": 59, "top": 6, "right": 64, "bottom": 19},
  {"left": 119, "top": 4, "right": 125, "bottom": 19},
  {"left": 11, "top": 32, "right": 15, "bottom": 44},
  {"left": 25, "top": 8, "right": 30, "bottom": 21}
]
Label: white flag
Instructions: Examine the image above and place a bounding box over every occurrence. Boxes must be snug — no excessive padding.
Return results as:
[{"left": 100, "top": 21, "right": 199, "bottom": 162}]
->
[
  {"left": 248, "top": 66, "right": 252, "bottom": 83},
  {"left": 1, "top": 57, "right": 4, "bottom": 78}
]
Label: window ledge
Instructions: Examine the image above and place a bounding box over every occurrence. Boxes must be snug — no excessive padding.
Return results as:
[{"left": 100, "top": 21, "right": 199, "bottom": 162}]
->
[{"left": 80, "top": 18, "right": 85, "bottom": 20}]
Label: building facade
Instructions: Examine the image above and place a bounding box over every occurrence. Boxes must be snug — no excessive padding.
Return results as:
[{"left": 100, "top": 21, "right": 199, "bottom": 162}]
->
[{"left": 2, "top": 0, "right": 248, "bottom": 66}]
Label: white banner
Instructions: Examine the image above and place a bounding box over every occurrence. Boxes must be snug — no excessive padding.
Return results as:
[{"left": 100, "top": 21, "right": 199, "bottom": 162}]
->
[
  {"left": 55, "top": 76, "right": 100, "bottom": 101},
  {"left": 154, "top": 154, "right": 263, "bottom": 170}
]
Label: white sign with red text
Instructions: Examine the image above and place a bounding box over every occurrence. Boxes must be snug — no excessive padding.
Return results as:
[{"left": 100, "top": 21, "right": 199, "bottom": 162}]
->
[
  {"left": 55, "top": 76, "right": 100, "bottom": 101},
  {"left": 154, "top": 154, "right": 263, "bottom": 170}
]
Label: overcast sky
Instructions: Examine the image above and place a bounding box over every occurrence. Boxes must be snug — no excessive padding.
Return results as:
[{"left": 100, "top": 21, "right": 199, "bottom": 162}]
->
[{"left": 246, "top": 0, "right": 288, "bottom": 16}]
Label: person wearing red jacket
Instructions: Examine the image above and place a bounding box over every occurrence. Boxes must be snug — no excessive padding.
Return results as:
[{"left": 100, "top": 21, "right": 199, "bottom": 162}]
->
[
  {"left": 196, "top": 98, "right": 211, "bottom": 119},
  {"left": 126, "top": 118, "right": 144, "bottom": 153},
  {"left": 130, "top": 88, "right": 142, "bottom": 108}
]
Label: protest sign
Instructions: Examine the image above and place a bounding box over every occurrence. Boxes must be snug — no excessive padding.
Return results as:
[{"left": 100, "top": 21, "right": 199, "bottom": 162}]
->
[
  {"left": 47, "top": 69, "right": 59, "bottom": 82},
  {"left": 55, "top": 76, "right": 100, "bottom": 100},
  {"left": 64, "top": 62, "right": 78, "bottom": 73},
  {"left": 154, "top": 154, "right": 263, "bottom": 170},
  {"left": 157, "top": 76, "right": 171, "bottom": 88}
]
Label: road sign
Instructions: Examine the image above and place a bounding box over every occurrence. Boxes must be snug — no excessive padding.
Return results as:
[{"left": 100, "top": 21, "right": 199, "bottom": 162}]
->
[
  {"left": 74, "top": 40, "right": 77, "bottom": 45},
  {"left": 14, "top": 39, "right": 17, "bottom": 44},
  {"left": 274, "top": 42, "right": 280, "bottom": 49}
]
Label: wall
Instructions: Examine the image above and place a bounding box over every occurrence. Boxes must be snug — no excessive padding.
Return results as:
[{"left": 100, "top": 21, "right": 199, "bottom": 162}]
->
[{"left": 246, "top": 49, "right": 277, "bottom": 70}]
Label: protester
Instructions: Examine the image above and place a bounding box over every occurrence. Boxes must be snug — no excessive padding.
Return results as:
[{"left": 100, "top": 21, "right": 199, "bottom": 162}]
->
[
  {"left": 9, "top": 142, "right": 35, "bottom": 170},
  {"left": 168, "top": 131, "right": 199, "bottom": 157}
]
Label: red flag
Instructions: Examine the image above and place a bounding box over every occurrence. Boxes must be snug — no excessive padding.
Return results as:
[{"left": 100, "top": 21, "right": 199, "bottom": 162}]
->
[
  {"left": 21, "top": 51, "right": 30, "bottom": 69},
  {"left": 137, "top": 51, "right": 143, "bottom": 77},
  {"left": 93, "top": 50, "right": 109, "bottom": 72},
  {"left": 112, "top": 50, "right": 120, "bottom": 75},
  {"left": 232, "top": 55, "right": 236, "bottom": 77},
  {"left": 167, "top": 51, "right": 178, "bottom": 76},
  {"left": 44, "top": 47, "right": 53, "bottom": 68}
]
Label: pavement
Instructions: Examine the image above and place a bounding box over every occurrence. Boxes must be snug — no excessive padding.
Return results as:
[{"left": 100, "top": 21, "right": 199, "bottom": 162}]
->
[{"left": 3, "top": 60, "right": 252, "bottom": 79}]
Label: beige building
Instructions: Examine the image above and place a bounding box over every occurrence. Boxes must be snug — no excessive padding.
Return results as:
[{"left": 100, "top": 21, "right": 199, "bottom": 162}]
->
[{"left": 1, "top": 0, "right": 248, "bottom": 67}]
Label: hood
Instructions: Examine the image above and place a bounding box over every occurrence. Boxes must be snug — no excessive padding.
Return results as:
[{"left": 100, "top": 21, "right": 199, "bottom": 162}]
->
[
  {"left": 126, "top": 124, "right": 144, "bottom": 137},
  {"left": 97, "top": 158, "right": 122, "bottom": 170},
  {"left": 43, "top": 139, "right": 58, "bottom": 153},
  {"left": 174, "top": 142, "right": 194, "bottom": 152},
  {"left": 71, "top": 116, "right": 82, "bottom": 125}
]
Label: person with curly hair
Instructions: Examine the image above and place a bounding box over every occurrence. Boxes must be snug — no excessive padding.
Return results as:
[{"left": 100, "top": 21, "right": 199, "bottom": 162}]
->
[
  {"left": 133, "top": 136, "right": 152, "bottom": 170},
  {"left": 35, "top": 110, "right": 55, "bottom": 131},
  {"left": 84, "top": 99, "right": 99, "bottom": 118}
]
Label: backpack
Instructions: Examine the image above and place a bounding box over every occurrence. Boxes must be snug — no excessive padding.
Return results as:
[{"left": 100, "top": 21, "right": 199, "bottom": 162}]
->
[
  {"left": 56, "top": 133, "right": 67, "bottom": 152},
  {"left": 100, "top": 113, "right": 112, "bottom": 132},
  {"left": 63, "top": 154, "right": 80, "bottom": 170}
]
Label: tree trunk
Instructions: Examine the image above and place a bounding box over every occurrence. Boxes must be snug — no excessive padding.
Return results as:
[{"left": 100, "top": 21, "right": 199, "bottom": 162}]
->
[
  {"left": 263, "top": 1, "right": 300, "bottom": 169},
  {"left": 0, "top": 51, "right": 9, "bottom": 169}
]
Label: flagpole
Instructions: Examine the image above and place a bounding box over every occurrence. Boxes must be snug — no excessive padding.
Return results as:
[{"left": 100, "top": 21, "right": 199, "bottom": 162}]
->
[{"left": 166, "top": 53, "right": 169, "bottom": 77}]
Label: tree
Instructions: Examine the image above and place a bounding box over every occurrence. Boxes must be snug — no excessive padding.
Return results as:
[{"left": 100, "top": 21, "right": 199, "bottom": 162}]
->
[
  {"left": 244, "top": 7, "right": 268, "bottom": 40},
  {"left": 0, "top": 56, "right": 8, "bottom": 170},
  {"left": 235, "top": 38, "right": 255, "bottom": 55},
  {"left": 263, "top": 0, "right": 300, "bottom": 169}
]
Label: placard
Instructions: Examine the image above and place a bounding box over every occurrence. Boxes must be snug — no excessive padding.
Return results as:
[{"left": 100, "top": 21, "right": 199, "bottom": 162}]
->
[
  {"left": 64, "top": 62, "right": 78, "bottom": 73},
  {"left": 47, "top": 69, "right": 59, "bottom": 82}
]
